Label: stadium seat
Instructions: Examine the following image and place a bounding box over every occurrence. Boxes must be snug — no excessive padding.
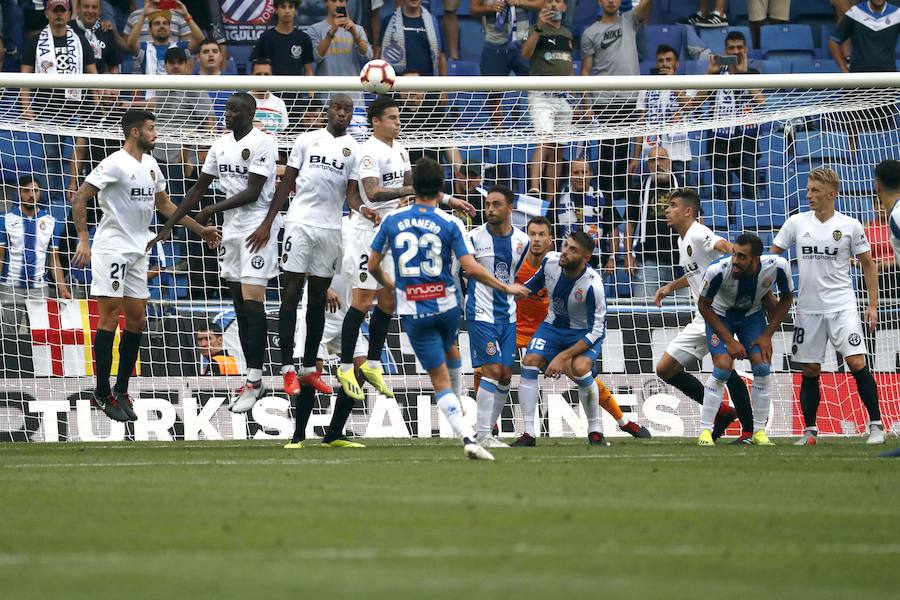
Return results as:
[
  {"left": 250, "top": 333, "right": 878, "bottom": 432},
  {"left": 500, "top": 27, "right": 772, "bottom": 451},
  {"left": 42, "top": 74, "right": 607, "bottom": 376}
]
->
[
  {"left": 791, "top": 0, "right": 834, "bottom": 20},
  {"left": 791, "top": 59, "right": 841, "bottom": 74},
  {"left": 700, "top": 199, "right": 729, "bottom": 230},
  {"left": 683, "top": 59, "right": 706, "bottom": 74},
  {"left": 448, "top": 60, "right": 480, "bottom": 76},
  {"left": 573, "top": 0, "right": 600, "bottom": 38},
  {"left": 455, "top": 0, "right": 472, "bottom": 16},
  {"left": 643, "top": 25, "right": 687, "bottom": 60},
  {"left": 728, "top": 0, "right": 750, "bottom": 25},
  {"left": 698, "top": 26, "right": 754, "bottom": 55},
  {"left": 227, "top": 45, "right": 254, "bottom": 75},
  {"left": 760, "top": 24, "right": 815, "bottom": 61},
  {"left": 749, "top": 58, "right": 784, "bottom": 74},
  {"left": 457, "top": 17, "right": 484, "bottom": 64}
]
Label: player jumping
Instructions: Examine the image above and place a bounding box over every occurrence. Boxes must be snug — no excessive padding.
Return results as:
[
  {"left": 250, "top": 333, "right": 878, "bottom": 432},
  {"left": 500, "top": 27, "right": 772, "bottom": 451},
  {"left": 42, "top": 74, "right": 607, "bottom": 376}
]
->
[{"left": 697, "top": 233, "right": 793, "bottom": 446}]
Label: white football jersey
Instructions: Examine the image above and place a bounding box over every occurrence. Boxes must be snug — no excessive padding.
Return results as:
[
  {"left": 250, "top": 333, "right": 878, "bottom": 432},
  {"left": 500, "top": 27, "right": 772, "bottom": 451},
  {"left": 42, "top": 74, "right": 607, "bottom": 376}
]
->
[
  {"left": 465, "top": 224, "right": 530, "bottom": 324},
  {"left": 86, "top": 149, "right": 166, "bottom": 254},
  {"left": 702, "top": 254, "right": 793, "bottom": 318},
  {"left": 355, "top": 135, "right": 411, "bottom": 229},
  {"left": 679, "top": 221, "right": 726, "bottom": 302},
  {"left": 286, "top": 127, "right": 359, "bottom": 230},
  {"left": 773, "top": 211, "right": 870, "bottom": 314},
  {"left": 202, "top": 128, "right": 277, "bottom": 235},
  {"left": 889, "top": 198, "right": 900, "bottom": 264}
]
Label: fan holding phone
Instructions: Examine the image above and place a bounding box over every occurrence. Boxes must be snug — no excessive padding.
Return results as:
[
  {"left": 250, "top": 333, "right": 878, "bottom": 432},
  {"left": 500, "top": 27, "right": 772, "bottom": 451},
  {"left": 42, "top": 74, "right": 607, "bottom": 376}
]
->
[{"left": 307, "top": 0, "right": 372, "bottom": 77}]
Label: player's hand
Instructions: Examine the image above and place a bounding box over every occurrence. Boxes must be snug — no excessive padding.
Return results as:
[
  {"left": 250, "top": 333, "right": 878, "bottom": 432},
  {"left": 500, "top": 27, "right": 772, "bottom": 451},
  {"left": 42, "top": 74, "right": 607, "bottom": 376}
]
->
[
  {"left": 507, "top": 283, "right": 529, "bottom": 298},
  {"left": 58, "top": 284, "right": 72, "bottom": 300},
  {"left": 361, "top": 206, "right": 381, "bottom": 226},
  {"left": 73, "top": 239, "right": 91, "bottom": 268},
  {"left": 653, "top": 284, "right": 670, "bottom": 307},
  {"left": 736, "top": 49, "right": 749, "bottom": 73},
  {"left": 726, "top": 338, "right": 747, "bottom": 360},
  {"left": 195, "top": 207, "right": 213, "bottom": 225},
  {"left": 492, "top": 0, "right": 507, "bottom": 12},
  {"left": 627, "top": 158, "right": 641, "bottom": 175},
  {"left": 537, "top": 8, "right": 552, "bottom": 27},
  {"left": 544, "top": 355, "right": 566, "bottom": 379},
  {"left": 707, "top": 55, "right": 720, "bottom": 75},
  {"left": 200, "top": 226, "right": 221, "bottom": 249},
  {"left": 245, "top": 223, "right": 270, "bottom": 253},
  {"left": 326, "top": 288, "right": 341, "bottom": 313},
  {"left": 602, "top": 256, "right": 616, "bottom": 275},
  {"left": 623, "top": 253, "right": 636, "bottom": 275},
  {"left": 865, "top": 304, "right": 878, "bottom": 331},
  {"left": 448, "top": 196, "right": 477, "bottom": 218},
  {"left": 750, "top": 334, "right": 773, "bottom": 364},
  {"left": 145, "top": 226, "right": 172, "bottom": 253}
]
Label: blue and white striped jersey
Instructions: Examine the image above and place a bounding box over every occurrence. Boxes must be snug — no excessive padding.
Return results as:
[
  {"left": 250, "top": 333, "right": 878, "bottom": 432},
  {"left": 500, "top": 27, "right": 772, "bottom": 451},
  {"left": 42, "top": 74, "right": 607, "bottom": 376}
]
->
[
  {"left": 523, "top": 252, "right": 607, "bottom": 345},
  {"left": 371, "top": 204, "right": 474, "bottom": 316},
  {"left": 0, "top": 207, "right": 62, "bottom": 289},
  {"left": 702, "top": 254, "right": 793, "bottom": 319},
  {"left": 465, "top": 224, "right": 529, "bottom": 324},
  {"left": 889, "top": 198, "right": 900, "bottom": 264}
]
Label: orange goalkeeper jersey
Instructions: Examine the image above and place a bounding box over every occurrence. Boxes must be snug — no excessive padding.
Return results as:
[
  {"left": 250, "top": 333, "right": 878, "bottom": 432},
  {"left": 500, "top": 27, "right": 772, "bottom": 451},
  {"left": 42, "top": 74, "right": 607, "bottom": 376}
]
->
[{"left": 515, "top": 256, "right": 549, "bottom": 348}]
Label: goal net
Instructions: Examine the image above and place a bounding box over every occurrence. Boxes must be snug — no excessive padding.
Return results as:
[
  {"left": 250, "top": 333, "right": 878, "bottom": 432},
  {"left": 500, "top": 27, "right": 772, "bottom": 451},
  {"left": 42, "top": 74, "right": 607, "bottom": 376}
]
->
[{"left": 1, "top": 72, "right": 898, "bottom": 442}]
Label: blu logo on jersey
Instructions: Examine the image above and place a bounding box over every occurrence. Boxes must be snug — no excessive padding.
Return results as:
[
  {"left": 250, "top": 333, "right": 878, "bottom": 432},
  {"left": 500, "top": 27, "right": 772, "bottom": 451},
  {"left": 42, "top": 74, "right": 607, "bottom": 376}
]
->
[
  {"left": 383, "top": 170, "right": 405, "bottom": 183},
  {"left": 309, "top": 155, "right": 345, "bottom": 170},
  {"left": 219, "top": 164, "right": 249, "bottom": 175},
  {"left": 801, "top": 245, "right": 839, "bottom": 256}
]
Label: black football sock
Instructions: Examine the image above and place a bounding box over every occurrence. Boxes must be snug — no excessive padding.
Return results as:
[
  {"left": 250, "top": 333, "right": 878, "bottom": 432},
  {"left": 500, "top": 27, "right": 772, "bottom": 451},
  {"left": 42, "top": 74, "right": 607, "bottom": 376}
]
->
[
  {"left": 279, "top": 304, "right": 298, "bottom": 370},
  {"left": 852, "top": 365, "right": 882, "bottom": 422},
  {"left": 113, "top": 330, "right": 143, "bottom": 394},
  {"left": 800, "top": 375, "right": 821, "bottom": 429},
  {"left": 235, "top": 304, "right": 251, "bottom": 360},
  {"left": 726, "top": 371, "right": 753, "bottom": 433},
  {"left": 94, "top": 328, "right": 115, "bottom": 397},
  {"left": 301, "top": 300, "right": 327, "bottom": 370},
  {"left": 340, "top": 306, "right": 366, "bottom": 365},
  {"left": 324, "top": 389, "right": 355, "bottom": 441},
  {"left": 663, "top": 371, "right": 705, "bottom": 405},
  {"left": 293, "top": 385, "right": 316, "bottom": 442},
  {"left": 367, "top": 307, "right": 392, "bottom": 362},
  {"left": 243, "top": 300, "right": 267, "bottom": 373}
]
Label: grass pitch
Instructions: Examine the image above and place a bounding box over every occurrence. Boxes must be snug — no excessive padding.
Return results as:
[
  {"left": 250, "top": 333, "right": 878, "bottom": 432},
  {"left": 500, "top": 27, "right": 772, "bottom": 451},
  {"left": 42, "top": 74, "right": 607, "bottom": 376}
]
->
[{"left": 1, "top": 438, "right": 898, "bottom": 599}]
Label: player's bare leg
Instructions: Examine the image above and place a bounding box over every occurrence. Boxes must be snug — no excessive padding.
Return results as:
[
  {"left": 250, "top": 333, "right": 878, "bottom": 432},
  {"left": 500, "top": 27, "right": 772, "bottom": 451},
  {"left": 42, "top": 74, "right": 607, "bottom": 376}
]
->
[{"left": 229, "top": 282, "right": 269, "bottom": 413}]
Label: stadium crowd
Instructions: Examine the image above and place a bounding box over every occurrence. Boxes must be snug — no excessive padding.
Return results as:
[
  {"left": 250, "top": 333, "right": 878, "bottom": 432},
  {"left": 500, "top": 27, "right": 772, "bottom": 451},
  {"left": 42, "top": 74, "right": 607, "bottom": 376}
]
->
[{"left": 1, "top": 0, "right": 899, "bottom": 314}]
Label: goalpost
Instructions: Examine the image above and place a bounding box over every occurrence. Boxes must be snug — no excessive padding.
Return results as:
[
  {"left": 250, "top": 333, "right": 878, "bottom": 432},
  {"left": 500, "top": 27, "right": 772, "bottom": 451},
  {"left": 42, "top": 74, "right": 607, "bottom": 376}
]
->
[{"left": 0, "top": 72, "right": 898, "bottom": 442}]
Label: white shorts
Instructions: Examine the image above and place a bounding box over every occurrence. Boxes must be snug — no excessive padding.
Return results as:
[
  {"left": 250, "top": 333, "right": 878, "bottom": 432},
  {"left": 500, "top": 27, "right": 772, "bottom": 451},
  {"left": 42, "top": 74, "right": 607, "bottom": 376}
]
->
[
  {"left": 791, "top": 309, "right": 867, "bottom": 364},
  {"left": 90, "top": 252, "right": 149, "bottom": 299},
  {"left": 219, "top": 225, "right": 280, "bottom": 286},
  {"left": 282, "top": 222, "right": 342, "bottom": 278},
  {"left": 529, "top": 92, "right": 573, "bottom": 135},
  {"left": 749, "top": 0, "right": 790, "bottom": 22},
  {"left": 318, "top": 313, "right": 368, "bottom": 360},
  {"left": 342, "top": 224, "right": 394, "bottom": 291},
  {"left": 666, "top": 313, "right": 708, "bottom": 365}
]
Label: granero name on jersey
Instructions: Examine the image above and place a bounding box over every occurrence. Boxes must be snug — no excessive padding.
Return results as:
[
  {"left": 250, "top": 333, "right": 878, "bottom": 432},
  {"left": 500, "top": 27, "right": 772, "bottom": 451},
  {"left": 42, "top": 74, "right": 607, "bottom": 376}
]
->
[{"left": 397, "top": 217, "right": 441, "bottom": 234}]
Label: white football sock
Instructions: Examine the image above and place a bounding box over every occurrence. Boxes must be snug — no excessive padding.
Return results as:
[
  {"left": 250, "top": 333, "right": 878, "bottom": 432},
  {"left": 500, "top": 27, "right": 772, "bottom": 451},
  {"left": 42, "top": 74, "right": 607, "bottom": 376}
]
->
[
  {"left": 436, "top": 389, "right": 474, "bottom": 440},
  {"left": 575, "top": 374, "right": 601, "bottom": 432},
  {"left": 476, "top": 378, "right": 498, "bottom": 438},
  {"left": 701, "top": 371, "right": 728, "bottom": 431},
  {"left": 247, "top": 368, "right": 263, "bottom": 383},
  {"left": 519, "top": 367, "right": 540, "bottom": 437},
  {"left": 492, "top": 383, "right": 510, "bottom": 430},
  {"left": 281, "top": 365, "right": 295, "bottom": 375},
  {"left": 751, "top": 374, "right": 772, "bottom": 432}
]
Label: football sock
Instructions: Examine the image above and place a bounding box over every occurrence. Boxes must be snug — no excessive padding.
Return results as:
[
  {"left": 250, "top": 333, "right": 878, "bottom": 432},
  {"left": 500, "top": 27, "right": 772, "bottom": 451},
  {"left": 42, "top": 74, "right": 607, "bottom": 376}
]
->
[
  {"left": 701, "top": 369, "right": 729, "bottom": 431},
  {"left": 340, "top": 306, "right": 366, "bottom": 367},
  {"left": 243, "top": 300, "right": 267, "bottom": 374},
  {"left": 301, "top": 299, "right": 327, "bottom": 370},
  {"left": 278, "top": 304, "right": 297, "bottom": 370},
  {"left": 293, "top": 385, "right": 316, "bottom": 442},
  {"left": 492, "top": 383, "right": 510, "bottom": 429},
  {"left": 596, "top": 376, "right": 624, "bottom": 421},
  {"left": 436, "top": 389, "right": 474, "bottom": 440},
  {"left": 663, "top": 370, "right": 705, "bottom": 405},
  {"left": 94, "top": 328, "right": 115, "bottom": 397},
  {"left": 367, "top": 307, "right": 391, "bottom": 362},
  {"left": 852, "top": 365, "right": 882, "bottom": 422},
  {"left": 799, "top": 374, "right": 821, "bottom": 429},
  {"left": 448, "top": 358, "right": 463, "bottom": 399},
  {"left": 476, "top": 377, "right": 498, "bottom": 437},
  {"left": 520, "top": 367, "right": 540, "bottom": 437},
  {"left": 575, "top": 374, "right": 601, "bottom": 432},
  {"left": 235, "top": 304, "right": 250, "bottom": 361},
  {"left": 473, "top": 369, "right": 482, "bottom": 396},
  {"left": 325, "top": 388, "right": 355, "bottom": 441},
  {"left": 750, "top": 364, "right": 772, "bottom": 432},
  {"left": 113, "top": 330, "right": 142, "bottom": 394},
  {"left": 726, "top": 370, "right": 753, "bottom": 433}
]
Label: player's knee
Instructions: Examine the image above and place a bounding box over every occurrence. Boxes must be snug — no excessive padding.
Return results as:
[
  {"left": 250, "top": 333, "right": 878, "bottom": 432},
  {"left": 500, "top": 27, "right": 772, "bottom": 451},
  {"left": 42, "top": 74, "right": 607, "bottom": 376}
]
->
[
  {"left": 802, "top": 363, "right": 821, "bottom": 378},
  {"left": 846, "top": 354, "right": 867, "bottom": 373},
  {"left": 711, "top": 367, "right": 731, "bottom": 383},
  {"left": 499, "top": 368, "right": 512, "bottom": 387},
  {"left": 751, "top": 363, "right": 771, "bottom": 377}
]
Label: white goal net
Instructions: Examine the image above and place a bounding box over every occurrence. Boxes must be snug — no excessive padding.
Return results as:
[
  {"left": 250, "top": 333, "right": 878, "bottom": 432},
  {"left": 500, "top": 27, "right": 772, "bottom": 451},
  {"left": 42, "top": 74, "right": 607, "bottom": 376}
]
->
[{"left": 1, "top": 72, "right": 898, "bottom": 442}]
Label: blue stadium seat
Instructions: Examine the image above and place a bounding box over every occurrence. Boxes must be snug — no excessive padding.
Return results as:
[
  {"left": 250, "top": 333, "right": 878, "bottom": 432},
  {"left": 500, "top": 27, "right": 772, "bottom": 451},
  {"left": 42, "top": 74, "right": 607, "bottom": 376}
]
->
[
  {"left": 573, "top": 0, "right": 600, "bottom": 37},
  {"left": 818, "top": 23, "right": 837, "bottom": 59},
  {"left": 683, "top": 59, "right": 707, "bottom": 74},
  {"left": 448, "top": 60, "right": 480, "bottom": 76},
  {"left": 700, "top": 199, "right": 729, "bottom": 230},
  {"left": 728, "top": 0, "right": 750, "bottom": 25},
  {"left": 643, "top": 24, "right": 687, "bottom": 60},
  {"left": 457, "top": 17, "right": 484, "bottom": 64},
  {"left": 791, "top": 58, "right": 841, "bottom": 73},
  {"left": 791, "top": 0, "right": 834, "bottom": 20},
  {"left": 455, "top": 0, "right": 472, "bottom": 17},
  {"left": 749, "top": 58, "right": 783, "bottom": 73},
  {"left": 760, "top": 24, "right": 815, "bottom": 61},
  {"left": 698, "top": 26, "right": 753, "bottom": 55},
  {"left": 228, "top": 45, "right": 254, "bottom": 74}
]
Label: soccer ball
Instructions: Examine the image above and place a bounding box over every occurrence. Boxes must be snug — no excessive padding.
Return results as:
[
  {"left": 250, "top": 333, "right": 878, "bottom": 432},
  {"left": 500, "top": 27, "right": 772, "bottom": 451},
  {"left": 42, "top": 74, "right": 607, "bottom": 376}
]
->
[{"left": 360, "top": 59, "right": 396, "bottom": 94}]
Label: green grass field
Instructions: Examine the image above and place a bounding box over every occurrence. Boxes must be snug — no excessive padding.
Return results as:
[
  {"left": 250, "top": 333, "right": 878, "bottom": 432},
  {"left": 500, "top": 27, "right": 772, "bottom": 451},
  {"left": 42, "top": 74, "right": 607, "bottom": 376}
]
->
[{"left": 2, "top": 438, "right": 898, "bottom": 599}]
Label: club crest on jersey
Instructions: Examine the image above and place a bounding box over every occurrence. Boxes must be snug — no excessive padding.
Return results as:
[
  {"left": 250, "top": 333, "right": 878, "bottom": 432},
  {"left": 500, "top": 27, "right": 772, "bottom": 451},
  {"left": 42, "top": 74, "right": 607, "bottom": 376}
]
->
[
  {"left": 150, "top": 170, "right": 156, "bottom": 181},
  {"left": 711, "top": 333, "right": 720, "bottom": 347},
  {"left": 251, "top": 256, "right": 265, "bottom": 269},
  {"left": 359, "top": 272, "right": 368, "bottom": 282},
  {"left": 574, "top": 288, "right": 584, "bottom": 302},
  {"left": 486, "top": 341, "right": 497, "bottom": 356},
  {"left": 686, "top": 245, "right": 693, "bottom": 257},
  {"left": 282, "top": 253, "right": 288, "bottom": 264},
  {"left": 833, "top": 230, "right": 842, "bottom": 241},
  {"left": 494, "top": 262, "right": 510, "bottom": 282},
  {"left": 112, "top": 281, "right": 120, "bottom": 291},
  {"left": 849, "top": 333, "right": 861, "bottom": 346},
  {"left": 241, "top": 148, "right": 251, "bottom": 161},
  {"left": 343, "top": 147, "right": 351, "bottom": 157},
  {"left": 39, "top": 221, "right": 47, "bottom": 231}
]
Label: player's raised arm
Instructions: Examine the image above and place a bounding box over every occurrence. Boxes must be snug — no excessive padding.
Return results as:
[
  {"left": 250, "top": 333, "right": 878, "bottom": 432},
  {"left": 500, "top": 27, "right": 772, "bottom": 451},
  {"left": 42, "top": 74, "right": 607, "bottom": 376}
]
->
[{"left": 71, "top": 181, "right": 100, "bottom": 267}]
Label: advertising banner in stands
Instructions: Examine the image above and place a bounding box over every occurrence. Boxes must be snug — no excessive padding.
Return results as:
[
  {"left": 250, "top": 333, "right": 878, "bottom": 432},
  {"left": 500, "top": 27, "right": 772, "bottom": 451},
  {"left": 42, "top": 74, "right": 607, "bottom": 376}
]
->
[{"left": 219, "top": 0, "right": 276, "bottom": 44}]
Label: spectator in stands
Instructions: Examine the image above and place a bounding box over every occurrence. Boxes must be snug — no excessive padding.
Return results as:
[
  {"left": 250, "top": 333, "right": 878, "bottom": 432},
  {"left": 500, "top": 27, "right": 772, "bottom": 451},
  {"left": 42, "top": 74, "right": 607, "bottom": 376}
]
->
[
  {"left": 445, "top": 162, "right": 485, "bottom": 227},
  {"left": 122, "top": 0, "right": 197, "bottom": 49},
  {"left": 0, "top": 0, "right": 18, "bottom": 61},
  {"left": 197, "top": 38, "right": 228, "bottom": 127},
  {"left": 679, "top": 0, "right": 728, "bottom": 27},
  {"left": 748, "top": 1, "right": 790, "bottom": 49},
  {"left": 522, "top": 0, "right": 573, "bottom": 200},
  {"left": 23, "top": 1, "right": 50, "bottom": 40},
  {"left": 251, "top": 0, "right": 314, "bottom": 76},
  {"left": 250, "top": 59, "right": 290, "bottom": 133},
  {"left": 307, "top": 0, "right": 372, "bottom": 76},
  {"left": 624, "top": 145, "right": 684, "bottom": 300},
  {"left": 631, "top": 44, "right": 699, "bottom": 185},
  {"left": 127, "top": 6, "right": 198, "bottom": 83},
  {"left": 71, "top": 0, "right": 121, "bottom": 74},
  {"left": 829, "top": 0, "right": 900, "bottom": 73},
  {"left": 703, "top": 32, "right": 764, "bottom": 211},
  {"left": 557, "top": 159, "right": 617, "bottom": 274},
  {"left": 21, "top": 0, "right": 98, "bottom": 223},
  {"left": 149, "top": 46, "right": 215, "bottom": 199},
  {"left": 379, "top": 0, "right": 447, "bottom": 76},
  {"left": 196, "top": 320, "right": 239, "bottom": 376},
  {"left": 0, "top": 175, "right": 71, "bottom": 333},
  {"left": 866, "top": 196, "right": 900, "bottom": 296}
]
